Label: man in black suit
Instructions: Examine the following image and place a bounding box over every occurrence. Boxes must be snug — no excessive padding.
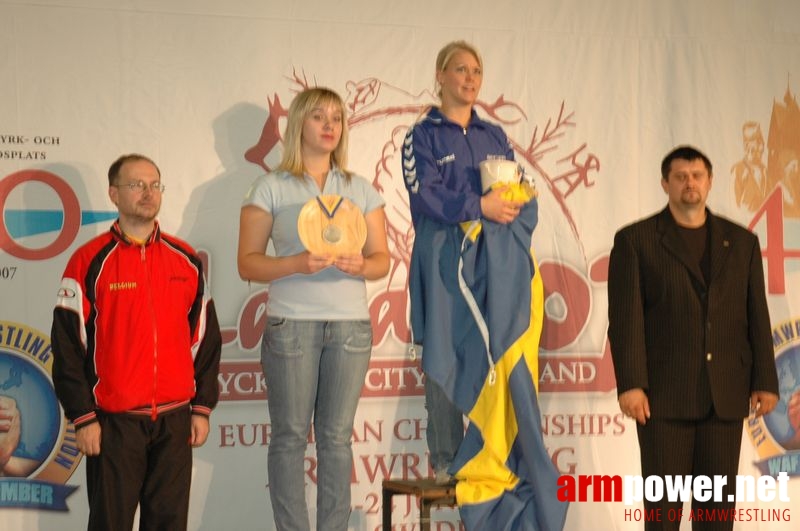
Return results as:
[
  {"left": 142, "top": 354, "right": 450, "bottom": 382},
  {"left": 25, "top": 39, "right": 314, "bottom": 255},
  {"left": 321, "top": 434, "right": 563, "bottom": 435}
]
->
[{"left": 607, "top": 145, "right": 779, "bottom": 530}]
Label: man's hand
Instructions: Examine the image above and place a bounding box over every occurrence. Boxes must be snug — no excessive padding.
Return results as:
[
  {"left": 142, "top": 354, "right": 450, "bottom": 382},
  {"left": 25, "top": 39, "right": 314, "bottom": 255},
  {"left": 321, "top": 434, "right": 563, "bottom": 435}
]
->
[
  {"left": 0, "top": 396, "right": 21, "bottom": 468},
  {"left": 191, "top": 415, "right": 210, "bottom": 447},
  {"left": 76, "top": 422, "right": 102, "bottom": 456},
  {"left": 618, "top": 388, "right": 651, "bottom": 425},
  {"left": 750, "top": 390, "right": 779, "bottom": 418}
]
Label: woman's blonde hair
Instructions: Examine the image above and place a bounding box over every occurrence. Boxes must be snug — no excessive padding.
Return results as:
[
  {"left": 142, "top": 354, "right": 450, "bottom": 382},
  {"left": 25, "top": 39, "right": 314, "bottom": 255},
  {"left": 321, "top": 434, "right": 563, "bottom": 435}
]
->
[
  {"left": 277, "top": 87, "right": 351, "bottom": 179},
  {"left": 435, "top": 40, "right": 483, "bottom": 98}
]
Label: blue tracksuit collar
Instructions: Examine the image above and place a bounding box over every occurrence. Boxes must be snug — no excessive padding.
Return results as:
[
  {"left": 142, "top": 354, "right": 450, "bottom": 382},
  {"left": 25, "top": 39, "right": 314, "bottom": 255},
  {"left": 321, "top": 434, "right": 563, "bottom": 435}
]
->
[{"left": 425, "top": 106, "right": 487, "bottom": 130}]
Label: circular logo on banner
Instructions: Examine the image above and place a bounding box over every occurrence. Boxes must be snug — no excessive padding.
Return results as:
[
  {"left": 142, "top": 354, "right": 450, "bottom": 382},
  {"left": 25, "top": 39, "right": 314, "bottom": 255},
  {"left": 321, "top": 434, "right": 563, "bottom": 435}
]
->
[
  {"left": 0, "top": 170, "right": 81, "bottom": 260},
  {"left": 0, "top": 320, "right": 79, "bottom": 510},
  {"left": 746, "top": 318, "right": 800, "bottom": 478}
]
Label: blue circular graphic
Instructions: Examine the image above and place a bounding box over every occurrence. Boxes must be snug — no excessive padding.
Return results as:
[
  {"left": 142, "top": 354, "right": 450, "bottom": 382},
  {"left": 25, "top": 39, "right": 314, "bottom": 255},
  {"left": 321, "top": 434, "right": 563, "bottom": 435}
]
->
[
  {"left": 763, "top": 344, "right": 800, "bottom": 451},
  {"left": 0, "top": 350, "right": 61, "bottom": 465}
]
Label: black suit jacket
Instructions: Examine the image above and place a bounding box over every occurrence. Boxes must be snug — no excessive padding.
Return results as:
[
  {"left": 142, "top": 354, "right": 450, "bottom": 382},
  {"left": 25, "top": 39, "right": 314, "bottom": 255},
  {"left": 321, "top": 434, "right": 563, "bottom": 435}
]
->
[{"left": 607, "top": 207, "right": 778, "bottom": 420}]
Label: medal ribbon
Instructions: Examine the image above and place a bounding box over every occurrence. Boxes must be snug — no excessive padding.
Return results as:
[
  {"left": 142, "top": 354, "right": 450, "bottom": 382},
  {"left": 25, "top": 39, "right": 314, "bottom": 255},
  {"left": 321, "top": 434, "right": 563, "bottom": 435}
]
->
[{"left": 316, "top": 195, "right": 344, "bottom": 220}]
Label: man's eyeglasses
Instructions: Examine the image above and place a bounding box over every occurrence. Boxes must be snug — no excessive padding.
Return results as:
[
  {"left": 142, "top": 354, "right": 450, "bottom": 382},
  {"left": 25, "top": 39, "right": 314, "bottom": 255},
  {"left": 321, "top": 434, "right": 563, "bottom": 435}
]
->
[{"left": 113, "top": 181, "right": 166, "bottom": 193}]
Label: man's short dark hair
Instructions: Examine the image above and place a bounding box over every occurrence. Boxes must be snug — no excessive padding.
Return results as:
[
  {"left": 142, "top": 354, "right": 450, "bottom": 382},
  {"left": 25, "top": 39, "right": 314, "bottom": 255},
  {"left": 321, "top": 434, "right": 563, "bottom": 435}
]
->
[
  {"left": 660, "top": 145, "right": 713, "bottom": 180},
  {"left": 108, "top": 154, "right": 161, "bottom": 186}
]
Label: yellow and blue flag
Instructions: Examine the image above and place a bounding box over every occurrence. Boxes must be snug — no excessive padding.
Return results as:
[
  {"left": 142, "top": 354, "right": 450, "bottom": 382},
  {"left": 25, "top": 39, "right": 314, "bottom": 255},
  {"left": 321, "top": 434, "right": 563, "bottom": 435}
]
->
[{"left": 409, "top": 192, "right": 568, "bottom": 531}]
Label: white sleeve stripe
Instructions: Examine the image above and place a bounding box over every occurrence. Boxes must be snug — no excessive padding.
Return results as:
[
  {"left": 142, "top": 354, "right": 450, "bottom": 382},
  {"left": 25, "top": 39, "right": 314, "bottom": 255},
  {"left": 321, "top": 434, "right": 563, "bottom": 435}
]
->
[{"left": 55, "top": 277, "right": 88, "bottom": 349}]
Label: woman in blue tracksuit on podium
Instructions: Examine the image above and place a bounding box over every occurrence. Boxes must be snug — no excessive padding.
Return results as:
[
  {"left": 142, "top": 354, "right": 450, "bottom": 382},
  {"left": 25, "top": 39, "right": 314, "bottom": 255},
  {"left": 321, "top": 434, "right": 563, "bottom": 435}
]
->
[{"left": 401, "top": 40, "right": 525, "bottom": 485}]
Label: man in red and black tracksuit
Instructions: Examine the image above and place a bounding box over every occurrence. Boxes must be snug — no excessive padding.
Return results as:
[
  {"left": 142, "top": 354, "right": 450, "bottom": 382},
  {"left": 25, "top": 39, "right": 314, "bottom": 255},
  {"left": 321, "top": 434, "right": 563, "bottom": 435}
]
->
[{"left": 51, "top": 153, "right": 222, "bottom": 531}]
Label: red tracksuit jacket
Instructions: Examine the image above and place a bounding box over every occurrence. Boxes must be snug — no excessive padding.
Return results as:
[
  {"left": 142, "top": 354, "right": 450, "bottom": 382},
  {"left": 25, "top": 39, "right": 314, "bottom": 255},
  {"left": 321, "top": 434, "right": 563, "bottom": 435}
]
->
[{"left": 51, "top": 220, "right": 222, "bottom": 428}]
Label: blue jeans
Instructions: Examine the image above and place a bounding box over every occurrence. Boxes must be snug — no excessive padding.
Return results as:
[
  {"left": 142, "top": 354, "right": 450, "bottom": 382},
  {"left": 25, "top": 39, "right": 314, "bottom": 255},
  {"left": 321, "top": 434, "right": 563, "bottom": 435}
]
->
[
  {"left": 261, "top": 318, "right": 372, "bottom": 531},
  {"left": 424, "top": 377, "right": 464, "bottom": 474}
]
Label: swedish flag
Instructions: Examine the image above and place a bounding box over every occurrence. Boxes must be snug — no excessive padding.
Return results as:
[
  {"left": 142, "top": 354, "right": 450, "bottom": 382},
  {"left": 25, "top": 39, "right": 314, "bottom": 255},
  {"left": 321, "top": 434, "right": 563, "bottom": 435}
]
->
[{"left": 410, "top": 194, "right": 568, "bottom": 530}]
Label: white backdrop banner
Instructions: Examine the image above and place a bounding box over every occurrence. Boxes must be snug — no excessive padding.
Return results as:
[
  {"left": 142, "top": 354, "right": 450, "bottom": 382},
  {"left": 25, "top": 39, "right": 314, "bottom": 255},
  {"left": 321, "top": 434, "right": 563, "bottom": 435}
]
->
[{"left": 1, "top": 1, "right": 800, "bottom": 529}]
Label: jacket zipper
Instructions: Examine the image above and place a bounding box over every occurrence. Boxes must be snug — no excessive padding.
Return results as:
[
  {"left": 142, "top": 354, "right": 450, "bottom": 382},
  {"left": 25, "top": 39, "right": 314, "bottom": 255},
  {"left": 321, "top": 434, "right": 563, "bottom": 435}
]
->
[{"left": 142, "top": 243, "right": 159, "bottom": 421}]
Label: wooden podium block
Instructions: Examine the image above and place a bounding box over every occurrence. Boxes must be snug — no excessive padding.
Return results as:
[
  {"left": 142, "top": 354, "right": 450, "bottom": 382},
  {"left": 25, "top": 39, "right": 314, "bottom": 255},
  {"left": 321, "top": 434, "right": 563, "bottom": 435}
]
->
[{"left": 381, "top": 478, "right": 457, "bottom": 531}]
